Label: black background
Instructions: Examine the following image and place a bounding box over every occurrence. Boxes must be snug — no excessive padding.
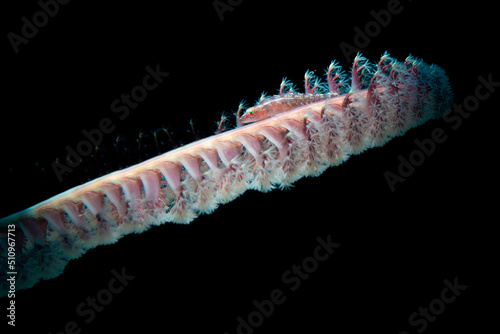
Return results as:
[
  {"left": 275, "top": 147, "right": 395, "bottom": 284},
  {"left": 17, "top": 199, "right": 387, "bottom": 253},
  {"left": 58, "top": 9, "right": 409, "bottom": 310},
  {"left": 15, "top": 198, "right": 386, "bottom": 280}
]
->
[{"left": 1, "top": 0, "right": 497, "bottom": 333}]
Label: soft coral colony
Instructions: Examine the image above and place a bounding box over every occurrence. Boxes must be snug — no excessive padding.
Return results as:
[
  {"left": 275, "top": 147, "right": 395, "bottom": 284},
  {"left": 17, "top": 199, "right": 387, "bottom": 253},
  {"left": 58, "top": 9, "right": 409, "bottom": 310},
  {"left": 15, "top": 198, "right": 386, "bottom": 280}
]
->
[{"left": 0, "top": 52, "right": 453, "bottom": 295}]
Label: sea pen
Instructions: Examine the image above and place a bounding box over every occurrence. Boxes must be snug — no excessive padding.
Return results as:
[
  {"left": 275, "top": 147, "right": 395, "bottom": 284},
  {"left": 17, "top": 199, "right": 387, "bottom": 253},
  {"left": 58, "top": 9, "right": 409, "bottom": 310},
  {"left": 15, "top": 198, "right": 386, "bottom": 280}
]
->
[{"left": 0, "top": 52, "right": 453, "bottom": 295}]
